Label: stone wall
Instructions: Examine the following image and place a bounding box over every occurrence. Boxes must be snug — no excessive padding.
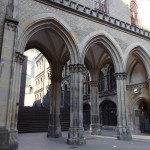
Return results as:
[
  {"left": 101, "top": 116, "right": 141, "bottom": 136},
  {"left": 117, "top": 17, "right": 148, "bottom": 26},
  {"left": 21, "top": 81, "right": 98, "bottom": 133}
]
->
[{"left": 18, "top": 0, "right": 150, "bottom": 55}]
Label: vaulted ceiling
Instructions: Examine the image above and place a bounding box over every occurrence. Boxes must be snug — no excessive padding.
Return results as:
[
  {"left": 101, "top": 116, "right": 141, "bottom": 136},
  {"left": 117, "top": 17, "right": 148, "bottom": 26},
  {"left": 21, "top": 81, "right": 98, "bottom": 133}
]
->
[
  {"left": 26, "top": 28, "right": 69, "bottom": 66},
  {"left": 85, "top": 43, "right": 112, "bottom": 70}
]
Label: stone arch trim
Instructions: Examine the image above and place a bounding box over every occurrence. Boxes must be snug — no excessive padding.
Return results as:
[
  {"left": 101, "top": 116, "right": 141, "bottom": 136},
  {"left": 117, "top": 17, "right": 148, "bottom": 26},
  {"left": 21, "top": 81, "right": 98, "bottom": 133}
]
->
[
  {"left": 125, "top": 43, "right": 150, "bottom": 78},
  {"left": 17, "top": 13, "right": 79, "bottom": 64},
  {"left": 79, "top": 30, "right": 124, "bottom": 72},
  {"left": 130, "top": 97, "right": 148, "bottom": 113}
]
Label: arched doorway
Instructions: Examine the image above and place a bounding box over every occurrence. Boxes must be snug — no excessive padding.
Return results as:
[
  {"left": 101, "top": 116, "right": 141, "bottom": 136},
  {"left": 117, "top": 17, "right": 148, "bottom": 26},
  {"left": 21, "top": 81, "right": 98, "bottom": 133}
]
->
[
  {"left": 134, "top": 100, "right": 150, "bottom": 133},
  {"left": 83, "top": 104, "right": 91, "bottom": 130},
  {"left": 100, "top": 100, "right": 117, "bottom": 126}
]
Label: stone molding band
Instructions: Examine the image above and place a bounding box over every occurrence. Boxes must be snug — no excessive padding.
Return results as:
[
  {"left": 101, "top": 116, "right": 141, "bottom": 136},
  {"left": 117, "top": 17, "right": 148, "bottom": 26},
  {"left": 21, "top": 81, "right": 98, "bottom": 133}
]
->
[
  {"left": 69, "top": 64, "right": 85, "bottom": 73},
  {"left": 114, "top": 72, "right": 127, "bottom": 80},
  {"left": 89, "top": 81, "right": 99, "bottom": 87}
]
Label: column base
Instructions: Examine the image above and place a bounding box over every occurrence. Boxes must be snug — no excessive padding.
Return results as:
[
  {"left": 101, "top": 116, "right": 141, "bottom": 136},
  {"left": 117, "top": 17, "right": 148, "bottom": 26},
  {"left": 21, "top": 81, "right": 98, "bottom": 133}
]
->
[
  {"left": 0, "top": 129, "right": 18, "bottom": 150},
  {"left": 117, "top": 126, "right": 132, "bottom": 141},
  {"left": 47, "top": 125, "right": 62, "bottom": 138},
  {"left": 67, "top": 128, "right": 86, "bottom": 145},
  {"left": 89, "top": 124, "right": 101, "bottom": 135}
]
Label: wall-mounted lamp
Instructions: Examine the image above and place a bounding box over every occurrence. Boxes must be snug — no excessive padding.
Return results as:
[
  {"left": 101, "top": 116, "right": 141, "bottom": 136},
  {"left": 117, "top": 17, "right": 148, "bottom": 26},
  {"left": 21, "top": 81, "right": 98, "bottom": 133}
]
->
[{"left": 133, "top": 88, "right": 141, "bottom": 94}]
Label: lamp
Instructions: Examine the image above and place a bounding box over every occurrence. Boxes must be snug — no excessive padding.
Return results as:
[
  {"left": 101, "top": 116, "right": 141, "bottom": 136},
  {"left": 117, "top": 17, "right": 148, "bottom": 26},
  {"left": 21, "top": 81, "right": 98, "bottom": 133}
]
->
[{"left": 133, "top": 88, "right": 141, "bottom": 94}]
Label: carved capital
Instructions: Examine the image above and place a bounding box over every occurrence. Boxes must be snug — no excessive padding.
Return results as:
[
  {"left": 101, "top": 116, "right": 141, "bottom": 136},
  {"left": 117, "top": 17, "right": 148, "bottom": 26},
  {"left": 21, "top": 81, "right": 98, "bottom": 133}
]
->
[
  {"left": 69, "top": 64, "right": 85, "bottom": 74},
  {"left": 89, "top": 81, "right": 99, "bottom": 87},
  {"left": 15, "top": 52, "right": 25, "bottom": 65},
  {"left": 6, "top": 21, "right": 17, "bottom": 31},
  {"left": 147, "top": 79, "right": 150, "bottom": 83},
  {"left": 114, "top": 72, "right": 127, "bottom": 80}
]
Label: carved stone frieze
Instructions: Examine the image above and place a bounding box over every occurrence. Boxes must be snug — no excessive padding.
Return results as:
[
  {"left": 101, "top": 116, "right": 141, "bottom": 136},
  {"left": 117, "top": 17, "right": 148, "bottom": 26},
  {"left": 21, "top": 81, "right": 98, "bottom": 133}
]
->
[
  {"left": 126, "top": 82, "right": 148, "bottom": 91},
  {"left": 89, "top": 81, "right": 99, "bottom": 87},
  {"left": 114, "top": 72, "right": 127, "bottom": 80},
  {"left": 99, "top": 90, "right": 117, "bottom": 97},
  {"left": 69, "top": 64, "right": 85, "bottom": 74},
  {"left": 15, "top": 52, "right": 25, "bottom": 65}
]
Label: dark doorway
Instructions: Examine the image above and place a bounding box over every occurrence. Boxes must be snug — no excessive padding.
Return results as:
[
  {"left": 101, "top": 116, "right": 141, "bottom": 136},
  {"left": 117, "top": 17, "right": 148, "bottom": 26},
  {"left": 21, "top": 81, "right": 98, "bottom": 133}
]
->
[
  {"left": 100, "top": 100, "right": 117, "bottom": 126},
  {"left": 83, "top": 104, "right": 91, "bottom": 130},
  {"left": 139, "top": 101, "right": 150, "bottom": 133}
]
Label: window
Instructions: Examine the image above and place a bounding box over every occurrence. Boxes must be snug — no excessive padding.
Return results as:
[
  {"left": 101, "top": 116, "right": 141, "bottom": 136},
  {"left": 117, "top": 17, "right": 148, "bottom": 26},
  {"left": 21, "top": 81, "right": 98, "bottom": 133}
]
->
[
  {"left": 99, "top": 71, "right": 105, "bottom": 92},
  {"left": 94, "top": 0, "right": 107, "bottom": 13},
  {"left": 130, "top": 0, "right": 140, "bottom": 27}
]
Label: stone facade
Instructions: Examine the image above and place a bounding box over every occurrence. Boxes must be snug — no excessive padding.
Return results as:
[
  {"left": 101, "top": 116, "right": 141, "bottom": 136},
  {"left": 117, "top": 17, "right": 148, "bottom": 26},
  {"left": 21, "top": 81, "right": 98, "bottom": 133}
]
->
[{"left": 0, "top": 0, "right": 150, "bottom": 149}]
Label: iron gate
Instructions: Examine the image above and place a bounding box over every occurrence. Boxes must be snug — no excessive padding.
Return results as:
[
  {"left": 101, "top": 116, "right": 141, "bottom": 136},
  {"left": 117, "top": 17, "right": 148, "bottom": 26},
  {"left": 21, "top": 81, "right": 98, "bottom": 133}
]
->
[{"left": 140, "top": 110, "right": 150, "bottom": 133}]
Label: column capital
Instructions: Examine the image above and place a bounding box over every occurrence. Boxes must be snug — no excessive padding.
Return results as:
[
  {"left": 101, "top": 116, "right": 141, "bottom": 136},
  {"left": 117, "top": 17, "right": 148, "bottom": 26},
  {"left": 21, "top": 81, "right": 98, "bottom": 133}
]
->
[
  {"left": 69, "top": 64, "right": 85, "bottom": 73},
  {"left": 15, "top": 52, "right": 25, "bottom": 65},
  {"left": 89, "top": 81, "right": 99, "bottom": 87},
  {"left": 147, "top": 79, "right": 150, "bottom": 83},
  {"left": 114, "top": 72, "right": 127, "bottom": 80}
]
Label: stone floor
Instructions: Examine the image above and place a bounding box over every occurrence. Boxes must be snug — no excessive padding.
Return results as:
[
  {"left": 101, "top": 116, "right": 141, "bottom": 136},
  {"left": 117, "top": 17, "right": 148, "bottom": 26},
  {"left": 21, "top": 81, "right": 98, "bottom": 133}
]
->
[{"left": 18, "top": 130, "right": 150, "bottom": 150}]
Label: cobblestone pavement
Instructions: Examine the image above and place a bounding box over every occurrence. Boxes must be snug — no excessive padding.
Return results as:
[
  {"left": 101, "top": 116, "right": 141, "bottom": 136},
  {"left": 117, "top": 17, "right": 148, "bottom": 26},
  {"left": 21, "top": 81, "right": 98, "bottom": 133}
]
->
[{"left": 18, "top": 130, "right": 150, "bottom": 150}]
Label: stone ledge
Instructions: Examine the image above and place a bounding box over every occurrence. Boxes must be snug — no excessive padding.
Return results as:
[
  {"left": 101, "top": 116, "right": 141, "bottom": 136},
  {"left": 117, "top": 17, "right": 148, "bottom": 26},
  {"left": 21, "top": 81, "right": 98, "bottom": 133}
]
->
[{"left": 34, "top": 0, "right": 150, "bottom": 40}]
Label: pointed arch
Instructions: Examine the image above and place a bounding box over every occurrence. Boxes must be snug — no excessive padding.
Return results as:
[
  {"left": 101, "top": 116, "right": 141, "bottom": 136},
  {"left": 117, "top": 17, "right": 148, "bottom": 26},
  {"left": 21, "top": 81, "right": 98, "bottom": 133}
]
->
[
  {"left": 79, "top": 31, "right": 124, "bottom": 72},
  {"left": 17, "top": 13, "right": 79, "bottom": 64},
  {"left": 125, "top": 44, "right": 150, "bottom": 78}
]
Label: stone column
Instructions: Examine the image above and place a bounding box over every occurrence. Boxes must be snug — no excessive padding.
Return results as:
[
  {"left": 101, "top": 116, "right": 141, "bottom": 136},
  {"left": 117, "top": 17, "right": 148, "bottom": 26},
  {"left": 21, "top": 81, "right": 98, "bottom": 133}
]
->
[
  {"left": 115, "top": 73, "right": 132, "bottom": 140},
  {"left": 89, "top": 81, "right": 101, "bottom": 135},
  {"left": 8, "top": 52, "right": 25, "bottom": 150},
  {"left": 0, "top": 17, "right": 21, "bottom": 149},
  {"left": 47, "top": 66, "right": 62, "bottom": 138},
  {"left": 67, "top": 64, "right": 86, "bottom": 145},
  {"left": 7, "top": 0, "right": 19, "bottom": 19}
]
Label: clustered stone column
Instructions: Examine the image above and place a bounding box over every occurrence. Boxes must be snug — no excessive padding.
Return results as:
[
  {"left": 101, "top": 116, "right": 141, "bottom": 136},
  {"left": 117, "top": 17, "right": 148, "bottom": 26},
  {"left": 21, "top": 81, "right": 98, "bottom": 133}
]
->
[
  {"left": 115, "top": 73, "right": 132, "bottom": 140},
  {"left": 89, "top": 81, "right": 101, "bottom": 135},
  {"left": 67, "top": 64, "right": 86, "bottom": 145},
  {"left": 0, "top": 17, "right": 25, "bottom": 150},
  {"left": 47, "top": 66, "right": 62, "bottom": 138},
  {"left": 9, "top": 52, "right": 25, "bottom": 149}
]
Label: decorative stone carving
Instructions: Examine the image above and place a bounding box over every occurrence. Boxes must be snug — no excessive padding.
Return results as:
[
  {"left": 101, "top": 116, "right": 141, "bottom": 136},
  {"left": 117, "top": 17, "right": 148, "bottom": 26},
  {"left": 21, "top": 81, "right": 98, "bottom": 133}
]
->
[
  {"left": 147, "top": 79, "right": 150, "bottom": 85},
  {"left": 6, "top": 21, "right": 17, "bottom": 31},
  {"left": 126, "top": 82, "right": 148, "bottom": 91},
  {"left": 99, "top": 90, "right": 117, "bottom": 97},
  {"left": 69, "top": 64, "right": 85, "bottom": 74},
  {"left": 89, "top": 81, "right": 99, "bottom": 87},
  {"left": 114, "top": 72, "right": 127, "bottom": 80},
  {"left": 15, "top": 52, "right": 25, "bottom": 65}
]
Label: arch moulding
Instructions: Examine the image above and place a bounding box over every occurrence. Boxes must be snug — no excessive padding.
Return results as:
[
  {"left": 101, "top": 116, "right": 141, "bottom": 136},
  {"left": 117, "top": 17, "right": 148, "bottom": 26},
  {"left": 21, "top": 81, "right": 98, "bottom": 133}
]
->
[
  {"left": 17, "top": 13, "right": 79, "bottom": 64},
  {"left": 79, "top": 30, "right": 124, "bottom": 73}
]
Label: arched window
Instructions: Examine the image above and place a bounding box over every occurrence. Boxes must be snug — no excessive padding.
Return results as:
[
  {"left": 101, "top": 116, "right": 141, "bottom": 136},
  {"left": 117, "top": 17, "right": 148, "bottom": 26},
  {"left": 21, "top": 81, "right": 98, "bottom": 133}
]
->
[
  {"left": 130, "top": 0, "right": 140, "bottom": 27},
  {"left": 64, "top": 84, "right": 68, "bottom": 91},
  {"left": 99, "top": 71, "right": 104, "bottom": 92},
  {"left": 93, "top": 0, "right": 107, "bottom": 13},
  {"left": 86, "top": 75, "right": 90, "bottom": 94},
  {"left": 108, "top": 66, "right": 116, "bottom": 91}
]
